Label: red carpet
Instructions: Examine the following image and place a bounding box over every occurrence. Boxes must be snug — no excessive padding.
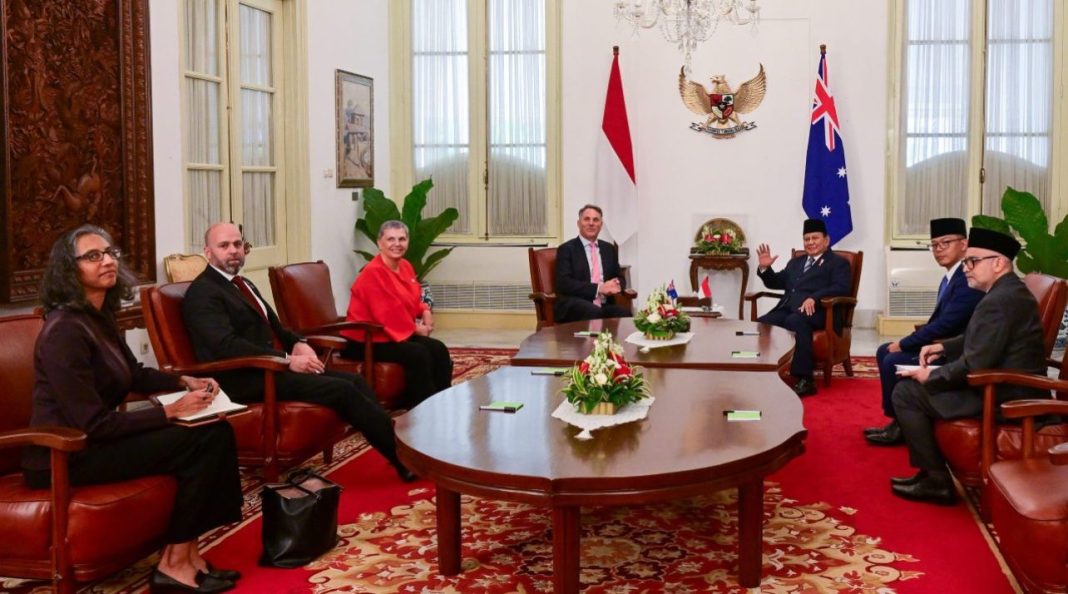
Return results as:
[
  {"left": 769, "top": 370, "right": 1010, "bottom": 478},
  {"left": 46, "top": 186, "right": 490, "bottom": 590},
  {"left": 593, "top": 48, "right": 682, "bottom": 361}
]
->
[{"left": 0, "top": 355, "right": 1017, "bottom": 593}]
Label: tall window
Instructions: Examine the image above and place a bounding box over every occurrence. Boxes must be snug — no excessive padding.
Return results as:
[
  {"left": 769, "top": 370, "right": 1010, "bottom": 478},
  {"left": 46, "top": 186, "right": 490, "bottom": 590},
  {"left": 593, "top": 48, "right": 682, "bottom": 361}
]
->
[
  {"left": 889, "top": 0, "right": 1060, "bottom": 243},
  {"left": 182, "top": 0, "right": 285, "bottom": 260},
  {"left": 398, "top": 0, "right": 559, "bottom": 242}
]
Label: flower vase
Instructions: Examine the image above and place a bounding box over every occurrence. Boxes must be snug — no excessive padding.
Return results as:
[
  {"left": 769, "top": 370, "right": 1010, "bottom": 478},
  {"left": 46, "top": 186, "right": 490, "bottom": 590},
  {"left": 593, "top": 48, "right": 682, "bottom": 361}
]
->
[
  {"left": 587, "top": 402, "right": 617, "bottom": 415},
  {"left": 643, "top": 330, "right": 676, "bottom": 341}
]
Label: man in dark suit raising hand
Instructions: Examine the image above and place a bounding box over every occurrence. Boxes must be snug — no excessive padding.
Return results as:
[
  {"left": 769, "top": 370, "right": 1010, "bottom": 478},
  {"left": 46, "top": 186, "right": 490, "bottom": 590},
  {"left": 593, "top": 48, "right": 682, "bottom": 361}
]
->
[{"left": 755, "top": 218, "right": 852, "bottom": 397}]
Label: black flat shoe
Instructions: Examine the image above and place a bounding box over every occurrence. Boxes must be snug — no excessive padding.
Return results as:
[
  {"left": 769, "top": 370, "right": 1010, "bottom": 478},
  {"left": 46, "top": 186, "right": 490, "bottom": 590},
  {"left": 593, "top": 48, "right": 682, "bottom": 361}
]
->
[
  {"left": 149, "top": 569, "right": 234, "bottom": 593},
  {"left": 890, "top": 470, "right": 927, "bottom": 486},
  {"left": 863, "top": 420, "right": 898, "bottom": 436},
  {"left": 203, "top": 562, "right": 241, "bottom": 582},
  {"left": 394, "top": 464, "right": 418, "bottom": 483},
  {"left": 792, "top": 377, "right": 817, "bottom": 397},
  {"left": 865, "top": 422, "right": 904, "bottom": 446},
  {"left": 891, "top": 475, "right": 958, "bottom": 506}
]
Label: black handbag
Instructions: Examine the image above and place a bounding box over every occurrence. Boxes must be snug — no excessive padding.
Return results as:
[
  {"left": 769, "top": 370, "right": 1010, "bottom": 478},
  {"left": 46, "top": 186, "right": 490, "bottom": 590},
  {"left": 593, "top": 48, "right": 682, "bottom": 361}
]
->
[{"left": 259, "top": 468, "right": 342, "bottom": 568}]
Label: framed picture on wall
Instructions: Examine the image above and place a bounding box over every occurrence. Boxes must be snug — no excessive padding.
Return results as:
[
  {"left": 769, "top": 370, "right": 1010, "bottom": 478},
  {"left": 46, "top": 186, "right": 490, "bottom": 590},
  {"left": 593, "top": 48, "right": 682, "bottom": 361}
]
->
[{"left": 335, "top": 70, "right": 374, "bottom": 188}]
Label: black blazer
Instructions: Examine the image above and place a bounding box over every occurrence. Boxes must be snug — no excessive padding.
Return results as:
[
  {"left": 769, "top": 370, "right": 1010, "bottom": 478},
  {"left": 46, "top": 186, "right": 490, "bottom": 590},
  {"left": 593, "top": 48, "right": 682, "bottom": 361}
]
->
[
  {"left": 553, "top": 236, "right": 625, "bottom": 320},
  {"left": 757, "top": 250, "right": 852, "bottom": 312},
  {"left": 182, "top": 266, "right": 303, "bottom": 401}
]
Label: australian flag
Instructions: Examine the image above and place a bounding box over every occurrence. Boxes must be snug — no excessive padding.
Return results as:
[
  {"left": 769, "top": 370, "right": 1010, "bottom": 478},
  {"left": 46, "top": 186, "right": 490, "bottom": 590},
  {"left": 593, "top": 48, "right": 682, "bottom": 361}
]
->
[
  {"left": 666, "top": 280, "right": 678, "bottom": 301},
  {"left": 802, "top": 47, "right": 852, "bottom": 246}
]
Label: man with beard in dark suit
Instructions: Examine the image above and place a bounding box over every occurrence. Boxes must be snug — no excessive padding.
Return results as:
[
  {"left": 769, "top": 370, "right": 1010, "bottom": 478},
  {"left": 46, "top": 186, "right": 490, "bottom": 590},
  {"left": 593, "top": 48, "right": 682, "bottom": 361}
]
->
[
  {"left": 755, "top": 218, "right": 852, "bottom": 397},
  {"left": 554, "top": 204, "right": 631, "bottom": 323},
  {"left": 891, "top": 227, "right": 1048, "bottom": 505},
  {"left": 865, "top": 218, "right": 983, "bottom": 446},
  {"left": 182, "top": 222, "right": 416, "bottom": 482}
]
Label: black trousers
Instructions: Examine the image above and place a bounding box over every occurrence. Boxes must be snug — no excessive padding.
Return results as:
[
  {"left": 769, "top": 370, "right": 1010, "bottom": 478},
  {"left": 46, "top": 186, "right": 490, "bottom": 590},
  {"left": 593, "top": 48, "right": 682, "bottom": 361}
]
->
[
  {"left": 343, "top": 335, "right": 453, "bottom": 408},
  {"left": 555, "top": 296, "right": 630, "bottom": 324},
  {"left": 757, "top": 308, "right": 826, "bottom": 377},
  {"left": 892, "top": 379, "right": 981, "bottom": 472},
  {"left": 24, "top": 423, "right": 242, "bottom": 544}
]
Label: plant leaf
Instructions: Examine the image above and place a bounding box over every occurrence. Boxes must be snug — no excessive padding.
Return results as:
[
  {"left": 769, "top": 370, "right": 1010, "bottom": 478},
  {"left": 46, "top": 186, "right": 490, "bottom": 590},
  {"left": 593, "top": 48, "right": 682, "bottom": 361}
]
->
[
  {"left": 971, "top": 214, "right": 1011, "bottom": 235},
  {"left": 353, "top": 249, "right": 375, "bottom": 262},
  {"left": 420, "top": 247, "right": 455, "bottom": 279},
  {"left": 1001, "top": 186, "right": 1048, "bottom": 243},
  {"left": 400, "top": 178, "right": 434, "bottom": 226}
]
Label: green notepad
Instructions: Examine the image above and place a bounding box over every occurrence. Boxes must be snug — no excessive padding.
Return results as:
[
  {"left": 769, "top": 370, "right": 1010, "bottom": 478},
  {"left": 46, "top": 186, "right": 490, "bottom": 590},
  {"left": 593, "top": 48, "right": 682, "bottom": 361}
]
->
[
  {"left": 531, "top": 367, "right": 569, "bottom": 376},
  {"left": 725, "top": 410, "right": 762, "bottom": 421},
  {"left": 479, "top": 401, "right": 524, "bottom": 412},
  {"left": 730, "top": 350, "right": 760, "bottom": 358}
]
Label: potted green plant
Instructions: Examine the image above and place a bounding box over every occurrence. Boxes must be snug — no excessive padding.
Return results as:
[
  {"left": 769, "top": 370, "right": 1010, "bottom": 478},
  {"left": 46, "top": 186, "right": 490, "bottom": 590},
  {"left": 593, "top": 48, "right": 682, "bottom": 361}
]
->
[
  {"left": 353, "top": 178, "right": 460, "bottom": 282},
  {"left": 972, "top": 186, "right": 1068, "bottom": 346}
]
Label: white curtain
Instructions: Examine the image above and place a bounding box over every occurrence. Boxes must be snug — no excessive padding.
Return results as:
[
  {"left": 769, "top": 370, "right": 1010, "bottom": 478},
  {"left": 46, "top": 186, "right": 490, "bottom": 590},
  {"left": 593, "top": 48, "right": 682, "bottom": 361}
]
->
[
  {"left": 412, "top": 0, "right": 471, "bottom": 233},
  {"left": 488, "top": 0, "right": 547, "bottom": 236},
  {"left": 239, "top": 4, "right": 276, "bottom": 249},
  {"left": 184, "top": 0, "right": 222, "bottom": 250},
  {"left": 982, "top": 0, "right": 1052, "bottom": 215},
  {"left": 901, "top": 0, "right": 971, "bottom": 236},
  {"left": 900, "top": 0, "right": 1053, "bottom": 237}
]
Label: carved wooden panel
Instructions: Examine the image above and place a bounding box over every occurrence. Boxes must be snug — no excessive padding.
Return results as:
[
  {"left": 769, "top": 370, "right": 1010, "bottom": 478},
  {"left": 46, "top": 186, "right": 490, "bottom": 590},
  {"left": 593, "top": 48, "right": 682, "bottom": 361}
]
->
[{"left": 0, "top": 0, "right": 154, "bottom": 302}]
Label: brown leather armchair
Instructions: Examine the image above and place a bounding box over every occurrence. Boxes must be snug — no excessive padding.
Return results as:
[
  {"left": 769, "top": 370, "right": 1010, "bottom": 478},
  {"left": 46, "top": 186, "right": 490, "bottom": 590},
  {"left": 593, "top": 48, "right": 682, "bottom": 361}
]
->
[
  {"left": 141, "top": 283, "right": 349, "bottom": 481},
  {"left": 934, "top": 273, "right": 1068, "bottom": 488},
  {"left": 0, "top": 314, "right": 177, "bottom": 593},
  {"left": 986, "top": 399, "right": 1068, "bottom": 594},
  {"left": 744, "top": 250, "right": 863, "bottom": 386},
  {"left": 527, "top": 246, "right": 637, "bottom": 330},
  {"left": 267, "top": 260, "right": 406, "bottom": 410}
]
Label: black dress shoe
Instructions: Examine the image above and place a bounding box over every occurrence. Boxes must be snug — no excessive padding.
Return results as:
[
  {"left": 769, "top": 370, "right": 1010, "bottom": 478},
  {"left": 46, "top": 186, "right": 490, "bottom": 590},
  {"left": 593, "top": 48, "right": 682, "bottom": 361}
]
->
[
  {"left": 891, "top": 475, "right": 958, "bottom": 506},
  {"left": 792, "top": 377, "right": 817, "bottom": 397},
  {"left": 890, "top": 470, "right": 927, "bottom": 486},
  {"left": 865, "top": 422, "right": 904, "bottom": 446},
  {"left": 863, "top": 419, "right": 898, "bottom": 436},
  {"left": 149, "top": 568, "right": 234, "bottom": 593},
  {"left": 203, "top": 563, "right": 241, "bottom": 582}
]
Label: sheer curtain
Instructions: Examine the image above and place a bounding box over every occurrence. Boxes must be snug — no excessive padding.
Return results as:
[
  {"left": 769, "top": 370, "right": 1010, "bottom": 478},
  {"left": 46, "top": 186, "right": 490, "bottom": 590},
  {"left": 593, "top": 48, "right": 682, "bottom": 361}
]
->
[
  {"left": 982, "top": 0, "right": 1052, "bottom": 214},
  {"left": 239, "top": 4, "right": 276, "bottom": 248},
  {"left": 900, "top": 0, "right": 971, "bottom": 236},
  {"left": 184, "top": 0, "right": 223, "bottom": 250},
  {"left": 412, "top": 0, "right": 471, "bottom": 233},
  {"left": 488, "top": 0, "right": 547, "bottom": 236}
]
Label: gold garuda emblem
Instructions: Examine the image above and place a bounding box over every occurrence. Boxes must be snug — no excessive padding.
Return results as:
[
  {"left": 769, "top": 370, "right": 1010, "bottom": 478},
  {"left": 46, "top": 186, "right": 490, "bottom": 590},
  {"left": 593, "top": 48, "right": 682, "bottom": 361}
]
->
[{"left": 678, "top": 64, "right": 767, "bottom": 139}]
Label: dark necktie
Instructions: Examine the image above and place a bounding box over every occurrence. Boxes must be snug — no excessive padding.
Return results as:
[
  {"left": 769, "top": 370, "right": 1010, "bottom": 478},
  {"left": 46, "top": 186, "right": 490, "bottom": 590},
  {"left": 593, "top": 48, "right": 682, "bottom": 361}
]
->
[
  {"left": 803, "top": 256, "right": 815, "bottom": 273},
  {"left": 232, "top": 276, "right": 267, "bottom": 321},
  {"left": 936, "top": 275, "right": 949, "bottom": 303}
]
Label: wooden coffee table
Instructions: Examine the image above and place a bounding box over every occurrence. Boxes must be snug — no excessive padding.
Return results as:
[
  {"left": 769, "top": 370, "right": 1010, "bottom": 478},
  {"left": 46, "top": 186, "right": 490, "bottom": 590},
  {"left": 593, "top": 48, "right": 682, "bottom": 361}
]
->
[
  {"left": 511, "top": 317, "right": 794, "bottom": 372},
  {"left": 395, "top": 366, "right": 806, "bottom": 592}
]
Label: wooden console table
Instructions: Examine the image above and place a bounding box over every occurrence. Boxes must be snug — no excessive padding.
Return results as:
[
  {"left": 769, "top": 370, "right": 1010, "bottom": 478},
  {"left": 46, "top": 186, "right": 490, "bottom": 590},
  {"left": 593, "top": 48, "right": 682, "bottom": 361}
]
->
[{"left": 689, "top": 252, "right": 750, "bottom": 319}]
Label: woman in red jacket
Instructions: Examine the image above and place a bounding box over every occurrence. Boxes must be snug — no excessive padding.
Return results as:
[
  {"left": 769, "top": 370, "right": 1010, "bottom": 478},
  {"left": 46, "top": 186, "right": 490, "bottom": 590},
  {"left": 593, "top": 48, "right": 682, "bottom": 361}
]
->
[{"left": 342, "top": 220, "right": 453, "bottom": 408}]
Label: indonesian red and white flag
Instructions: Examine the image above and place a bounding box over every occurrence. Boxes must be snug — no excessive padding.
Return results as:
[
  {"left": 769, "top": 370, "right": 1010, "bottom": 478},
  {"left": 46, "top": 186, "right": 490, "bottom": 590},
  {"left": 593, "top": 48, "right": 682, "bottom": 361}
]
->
[
  {"left": 595, "top": 48, "right": 638, "bottom": 244},
  {"left": 701, "top": 274, "right": 713, "bottom": 300}
]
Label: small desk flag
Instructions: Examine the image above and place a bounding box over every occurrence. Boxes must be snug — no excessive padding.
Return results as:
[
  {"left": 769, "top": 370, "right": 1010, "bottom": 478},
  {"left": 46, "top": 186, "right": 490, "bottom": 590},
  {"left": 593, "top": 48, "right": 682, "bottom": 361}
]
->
[
  {"left": 802, "top": 45, "right": 853, "bottom": 246},
  {"left": 700, "top": 274, "right": 712, "bottom": 300},
  {"left": 666, "top": 280, "right": 678, "bottom": 300}
]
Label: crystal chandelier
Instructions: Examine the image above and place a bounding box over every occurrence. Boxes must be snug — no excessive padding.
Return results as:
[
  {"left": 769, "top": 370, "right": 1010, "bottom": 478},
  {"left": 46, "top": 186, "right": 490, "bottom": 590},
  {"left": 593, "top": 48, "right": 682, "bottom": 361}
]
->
[{"left": 613, "top": 0, "right": 761, "bottom": 73}]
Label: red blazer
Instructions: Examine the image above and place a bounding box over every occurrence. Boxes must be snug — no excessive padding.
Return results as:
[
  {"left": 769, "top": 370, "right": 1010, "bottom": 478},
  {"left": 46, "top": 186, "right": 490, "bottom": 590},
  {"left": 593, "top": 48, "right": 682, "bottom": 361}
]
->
[{"left": 343, "top": 255, "right": 428, "bottom": 343}]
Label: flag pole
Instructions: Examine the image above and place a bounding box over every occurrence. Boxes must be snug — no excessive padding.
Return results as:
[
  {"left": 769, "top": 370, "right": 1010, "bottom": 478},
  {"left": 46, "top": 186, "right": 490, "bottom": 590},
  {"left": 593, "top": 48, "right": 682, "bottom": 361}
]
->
[
  {"left": 820, "top": 43, "right": 826, "bottom": 54},
  {"left": 613, "top": 45, "right": 619, "bottom": 56}
]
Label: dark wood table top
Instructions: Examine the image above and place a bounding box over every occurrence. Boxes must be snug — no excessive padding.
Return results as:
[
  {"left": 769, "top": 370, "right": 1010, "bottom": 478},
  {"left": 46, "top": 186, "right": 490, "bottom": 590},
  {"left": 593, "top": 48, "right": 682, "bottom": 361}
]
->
[
  {"left": 395, "top": 366, "right": 806, "bottom": 505},
  {"left": 511, "top": 317, "right": 794, "bottom": 372}
]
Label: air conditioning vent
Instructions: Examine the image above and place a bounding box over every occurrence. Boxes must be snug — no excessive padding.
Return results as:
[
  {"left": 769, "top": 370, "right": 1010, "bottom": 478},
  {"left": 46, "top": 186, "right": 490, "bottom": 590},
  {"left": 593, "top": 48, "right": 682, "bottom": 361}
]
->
[
  {"left": 428, "top": 282, "right": 533, "bottom": 311},
  {"left": 886, "top": 247, "right": 942, "bottom": 317}
]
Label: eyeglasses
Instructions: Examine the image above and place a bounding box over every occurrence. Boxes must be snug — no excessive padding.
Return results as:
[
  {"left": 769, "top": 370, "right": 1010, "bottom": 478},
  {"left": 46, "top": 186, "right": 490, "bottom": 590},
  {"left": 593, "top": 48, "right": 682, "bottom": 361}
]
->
[
  {"left": 75, "top": 246, "right": 123, "bottom": 263},
  {"left": 961, "top": 255, "right": 999, "bottom": 269},
  {"left": 928, "top": 238, "right": 963, "bottom": 251}
]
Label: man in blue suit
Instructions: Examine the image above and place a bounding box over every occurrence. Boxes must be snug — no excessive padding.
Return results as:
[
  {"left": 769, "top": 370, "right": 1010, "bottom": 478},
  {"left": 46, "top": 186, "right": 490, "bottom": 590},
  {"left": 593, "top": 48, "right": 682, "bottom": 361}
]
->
[
  {"left": 756, "top": 219, "right": 852, "bottom": 396},
  {"left": 865, "top": 218, "right": 982, "bottom": 446}
]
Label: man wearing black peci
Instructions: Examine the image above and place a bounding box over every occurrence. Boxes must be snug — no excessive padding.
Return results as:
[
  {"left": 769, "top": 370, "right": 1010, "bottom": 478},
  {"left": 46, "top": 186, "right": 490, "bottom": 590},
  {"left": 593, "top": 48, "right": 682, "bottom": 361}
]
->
[
  {"left": 865, "top": 218, "right": 983, "bottom": 446},
  {"left": 182, "top": 222, "right": 416, "bottom": 483},
  {"left": 755, "top": 218, "right": 852, "bottom": 397},
  {"left": 891, "top": 227, "right": 1048, "bottom": 505}
]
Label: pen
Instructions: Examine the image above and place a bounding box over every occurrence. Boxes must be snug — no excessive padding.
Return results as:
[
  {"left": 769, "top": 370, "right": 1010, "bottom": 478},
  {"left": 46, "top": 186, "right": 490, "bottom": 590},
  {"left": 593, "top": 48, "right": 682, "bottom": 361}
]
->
[{"left": 479, "top": 405, "right": 519, "bottom": 413}]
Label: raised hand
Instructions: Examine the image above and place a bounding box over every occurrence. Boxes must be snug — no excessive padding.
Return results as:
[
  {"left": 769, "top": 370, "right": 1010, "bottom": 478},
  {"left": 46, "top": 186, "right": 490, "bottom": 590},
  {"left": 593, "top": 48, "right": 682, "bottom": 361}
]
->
[{"left": 756, "top": 243, "right": 778, "bottom": 269}]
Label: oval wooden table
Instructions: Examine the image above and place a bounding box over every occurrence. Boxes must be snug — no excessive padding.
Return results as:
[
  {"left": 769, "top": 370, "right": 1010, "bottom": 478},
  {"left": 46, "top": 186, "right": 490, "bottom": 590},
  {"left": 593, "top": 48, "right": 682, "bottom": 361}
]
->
[
  {"left": 395, "top": 366, "right": 807, "bottom": 592},
  {"left": 511, "top": 317, "right": 795, "bottom": 372}
]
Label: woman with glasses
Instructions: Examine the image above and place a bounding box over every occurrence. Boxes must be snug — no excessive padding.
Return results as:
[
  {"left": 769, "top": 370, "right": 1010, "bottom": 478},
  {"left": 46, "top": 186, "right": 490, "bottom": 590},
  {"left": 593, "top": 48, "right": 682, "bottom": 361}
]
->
[
  {"left": 341, "top": 220, "right": 453, "bottom": 409},
  {"left": 22, "top": 225, "right": 242, "bottom": 593}
]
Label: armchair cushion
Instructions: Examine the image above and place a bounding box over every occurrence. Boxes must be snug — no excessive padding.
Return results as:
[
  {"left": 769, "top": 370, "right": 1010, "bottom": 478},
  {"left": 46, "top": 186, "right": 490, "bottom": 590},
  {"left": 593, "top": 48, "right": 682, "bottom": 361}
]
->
[{"left": 936, "top": 420, "right": 1068, "bottom": 486}]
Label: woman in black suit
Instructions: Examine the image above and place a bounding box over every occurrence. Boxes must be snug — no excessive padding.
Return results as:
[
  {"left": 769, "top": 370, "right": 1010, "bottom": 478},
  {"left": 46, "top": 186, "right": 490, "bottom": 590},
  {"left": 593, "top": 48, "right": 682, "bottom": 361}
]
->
[{"left": 22, "top": 225, "right": 242, "bottom": 593}]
